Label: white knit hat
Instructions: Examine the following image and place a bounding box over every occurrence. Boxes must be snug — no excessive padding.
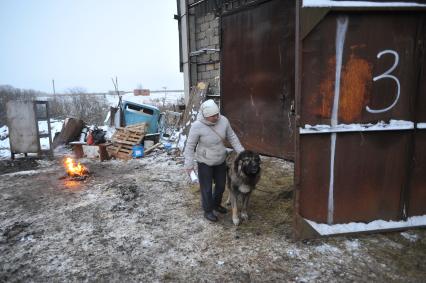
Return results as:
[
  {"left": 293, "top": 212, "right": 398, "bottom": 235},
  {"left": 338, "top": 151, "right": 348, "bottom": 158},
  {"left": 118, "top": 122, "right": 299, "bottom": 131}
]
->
[{"left": 201, "top": 99, "right": 219, "bottom": 117}]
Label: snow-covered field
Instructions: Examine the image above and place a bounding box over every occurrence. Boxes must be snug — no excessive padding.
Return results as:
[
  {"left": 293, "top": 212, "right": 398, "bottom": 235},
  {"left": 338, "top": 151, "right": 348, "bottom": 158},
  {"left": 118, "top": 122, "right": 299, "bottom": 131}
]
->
[{"left": 106, "top": 92, "right": 184, "bottom": 107}]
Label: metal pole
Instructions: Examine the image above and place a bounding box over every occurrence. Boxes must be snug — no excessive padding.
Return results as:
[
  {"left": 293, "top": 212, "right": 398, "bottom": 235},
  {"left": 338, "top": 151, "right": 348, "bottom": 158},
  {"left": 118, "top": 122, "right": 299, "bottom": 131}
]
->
[{"left": 52, "top": 79, "right": 56, "bottom": 95}]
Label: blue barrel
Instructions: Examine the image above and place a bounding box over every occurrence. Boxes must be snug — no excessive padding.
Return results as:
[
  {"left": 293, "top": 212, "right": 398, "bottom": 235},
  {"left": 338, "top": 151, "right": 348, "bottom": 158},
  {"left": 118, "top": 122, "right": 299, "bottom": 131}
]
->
[{"left": 132, "top": 145, "right": 144, "bottom": 158}]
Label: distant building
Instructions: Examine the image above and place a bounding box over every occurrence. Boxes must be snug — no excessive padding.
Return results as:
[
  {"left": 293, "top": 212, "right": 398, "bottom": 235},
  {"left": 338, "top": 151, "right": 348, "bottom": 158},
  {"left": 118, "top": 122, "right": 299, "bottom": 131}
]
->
[{"left": 133, "top": 89, "right": 150, "bottom": 96}]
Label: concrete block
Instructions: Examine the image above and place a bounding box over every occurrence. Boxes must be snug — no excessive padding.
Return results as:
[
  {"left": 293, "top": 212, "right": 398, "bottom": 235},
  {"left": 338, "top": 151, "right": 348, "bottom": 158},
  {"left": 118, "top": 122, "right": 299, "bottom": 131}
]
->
[
  {"left": 211, "top": 19, "right": 219, "bottom": 29},
  {"left": 211, "top": 53, "right": 220, "bottom": 61},
  {"left": 201, "top": 71, "right": 211, "bottom": 80},
  {"left": 206, "top": 63, "right": 215, "bottom": 71},
  {"left": 196, "top": 31, "right": 206, "bottom": 40},
  {"left": 211, "top": 36, "right": 219, "bottom": 45},
  {"left": 205, "top": 28, "right": 213, "bottom": 39},
  {"left": 211, "top": 69, "right": 220, "bottom": 78},
  {"left": 200, "top": 22, "right": 209, "bottom": 32},
  {"left": 205, "top": 13, "right": 214, "bottom": 22}
]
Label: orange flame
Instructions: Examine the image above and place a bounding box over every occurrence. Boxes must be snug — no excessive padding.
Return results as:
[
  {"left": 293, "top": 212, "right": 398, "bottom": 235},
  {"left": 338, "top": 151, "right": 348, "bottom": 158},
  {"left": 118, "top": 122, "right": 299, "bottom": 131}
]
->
[{"left": 64, "top": 157, "right": 88, "bottom": 177}]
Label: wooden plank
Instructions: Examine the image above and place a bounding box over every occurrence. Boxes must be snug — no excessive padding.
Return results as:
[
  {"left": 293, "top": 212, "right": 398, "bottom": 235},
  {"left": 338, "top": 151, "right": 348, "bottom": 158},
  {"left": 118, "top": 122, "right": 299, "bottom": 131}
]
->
[
  {"left": 126, "top": 122, "right": 147, "bottom": 129},
  {"left": 113, "top": 151, "right": 132, "bottom": 160},
  {"left": 114, "top": 135, "right": 141, "bottom": 142},
  {"left": 113, "top": 138, "right": 141, "bottom": 145},
  {"left": 108, "top": 145, "right": 132, "bottom": 154},
  {"left": 145, "top": 143, "right": 162, "bottom": 154},
  {"left": 178, "top": 82, "right": 209, "bottom": 151},
  {"left": 116, "top": 127, "right": 145, "bottom": 134}
]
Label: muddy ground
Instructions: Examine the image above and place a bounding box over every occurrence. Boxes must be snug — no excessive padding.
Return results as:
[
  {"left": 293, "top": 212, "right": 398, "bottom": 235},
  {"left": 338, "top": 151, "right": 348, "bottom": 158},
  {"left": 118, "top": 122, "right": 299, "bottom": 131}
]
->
[{"left": 0, "top": 150, "right": 425, "bottom": 282}]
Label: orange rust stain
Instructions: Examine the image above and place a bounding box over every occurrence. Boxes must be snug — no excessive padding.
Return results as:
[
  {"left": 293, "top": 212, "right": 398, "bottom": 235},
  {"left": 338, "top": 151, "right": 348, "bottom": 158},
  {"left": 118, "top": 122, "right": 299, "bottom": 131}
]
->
[
  {"left": 349, "top": 44, "right": 367, "bottom": 51},
  {"left": 315, "top": 57, "right": 336, "bottom": 119},
  {"left": 339, "top": 55, "right": 372, "bottom": 123}
]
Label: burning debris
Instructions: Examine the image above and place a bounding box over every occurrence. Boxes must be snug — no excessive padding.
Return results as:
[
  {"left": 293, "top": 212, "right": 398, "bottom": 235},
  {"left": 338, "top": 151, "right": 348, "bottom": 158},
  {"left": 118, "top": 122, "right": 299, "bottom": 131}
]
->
[{"left": 62, "top": 157, "right": 89, "bottom": 180}]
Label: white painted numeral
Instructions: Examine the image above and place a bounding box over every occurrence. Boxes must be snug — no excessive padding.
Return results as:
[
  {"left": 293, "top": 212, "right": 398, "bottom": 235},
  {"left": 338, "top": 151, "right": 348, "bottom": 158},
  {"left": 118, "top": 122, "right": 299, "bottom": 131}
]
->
[{"left": 366, "top": 50, "right": 401, "bottom": 113}]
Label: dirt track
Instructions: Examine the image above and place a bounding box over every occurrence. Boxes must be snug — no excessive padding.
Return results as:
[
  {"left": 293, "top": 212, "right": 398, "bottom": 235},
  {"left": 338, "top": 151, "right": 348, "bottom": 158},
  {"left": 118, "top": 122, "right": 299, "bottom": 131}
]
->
[{"left": 0, "top": 151, "right": 425, "bottom": 282}]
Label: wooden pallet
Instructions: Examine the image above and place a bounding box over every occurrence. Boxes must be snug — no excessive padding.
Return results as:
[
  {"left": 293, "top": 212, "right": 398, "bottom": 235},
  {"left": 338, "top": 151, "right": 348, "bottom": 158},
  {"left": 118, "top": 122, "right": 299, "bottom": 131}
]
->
[
  {"left": 125, "top": 123, "right": 147, "bottom": 132},
  {"left": 108, "top": 124, "right": 147, "bottom": 159},
  {"left": 107, "top": 143, "right": 134, "bottom": 160},
  {"left": 112, "top": 128, "right": 145, "bottom": 145}
]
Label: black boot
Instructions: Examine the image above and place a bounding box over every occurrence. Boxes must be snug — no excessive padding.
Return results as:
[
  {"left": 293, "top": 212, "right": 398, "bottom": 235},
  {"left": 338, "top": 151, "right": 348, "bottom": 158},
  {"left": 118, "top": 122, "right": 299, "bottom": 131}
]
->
[
  {"left": 214, "top": 205, "right": 228, "bottom": 214},
  {"left": 204, "top": 211, "right": 218, "bottom": 222}
]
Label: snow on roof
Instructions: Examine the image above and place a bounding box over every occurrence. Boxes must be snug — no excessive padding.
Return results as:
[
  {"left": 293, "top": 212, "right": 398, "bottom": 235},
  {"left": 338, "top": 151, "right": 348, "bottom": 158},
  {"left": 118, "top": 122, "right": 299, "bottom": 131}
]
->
[
  {"left": 303, "top": 0, "right": 426, "bottom": 8},
  {"left": 306, "top": 215, "right": 426, "bottom": 235}
]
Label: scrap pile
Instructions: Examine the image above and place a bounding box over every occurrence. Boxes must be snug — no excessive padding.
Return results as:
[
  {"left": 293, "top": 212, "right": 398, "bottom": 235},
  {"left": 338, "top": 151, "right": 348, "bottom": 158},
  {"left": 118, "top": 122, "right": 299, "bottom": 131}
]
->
[{"left": 107, "top": 123, "right": 147, "bottom": 160}]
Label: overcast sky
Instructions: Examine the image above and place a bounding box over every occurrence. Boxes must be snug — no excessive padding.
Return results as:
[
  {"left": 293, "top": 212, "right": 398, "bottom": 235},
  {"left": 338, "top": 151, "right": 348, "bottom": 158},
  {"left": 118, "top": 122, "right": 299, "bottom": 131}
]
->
[{"left": 0, "top": 0, "right": 183, "bottom": 93}]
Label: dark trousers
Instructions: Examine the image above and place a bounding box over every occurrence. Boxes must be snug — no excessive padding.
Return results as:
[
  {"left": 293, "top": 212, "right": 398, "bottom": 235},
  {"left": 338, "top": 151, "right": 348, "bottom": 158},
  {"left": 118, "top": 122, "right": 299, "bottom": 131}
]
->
[{"left": 197, "top": 161, "right": 226, "bottom": 212}]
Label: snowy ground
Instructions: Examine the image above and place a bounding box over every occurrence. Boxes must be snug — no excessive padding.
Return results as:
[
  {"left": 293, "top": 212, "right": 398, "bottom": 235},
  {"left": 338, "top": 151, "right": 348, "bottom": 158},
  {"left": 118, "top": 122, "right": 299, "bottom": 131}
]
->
[{"left": 0, "top": 150, "right": 425, "bottom": 282}]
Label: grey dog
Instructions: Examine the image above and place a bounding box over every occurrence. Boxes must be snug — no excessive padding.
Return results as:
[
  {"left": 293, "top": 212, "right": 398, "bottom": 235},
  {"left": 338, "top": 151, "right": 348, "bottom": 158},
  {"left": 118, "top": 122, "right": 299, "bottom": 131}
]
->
[{"left": 226, "top": 150, "right": 261, "bottom": 225}]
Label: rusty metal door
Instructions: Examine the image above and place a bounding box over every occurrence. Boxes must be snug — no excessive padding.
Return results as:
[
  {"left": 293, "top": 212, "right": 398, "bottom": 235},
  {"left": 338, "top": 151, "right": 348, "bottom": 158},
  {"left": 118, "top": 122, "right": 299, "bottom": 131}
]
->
[
  {"left": 221, "top": 0, "right": 295, "bottom": 159},
  {"left": 295, "top": 11, "right": 426, "bottom": 227}
]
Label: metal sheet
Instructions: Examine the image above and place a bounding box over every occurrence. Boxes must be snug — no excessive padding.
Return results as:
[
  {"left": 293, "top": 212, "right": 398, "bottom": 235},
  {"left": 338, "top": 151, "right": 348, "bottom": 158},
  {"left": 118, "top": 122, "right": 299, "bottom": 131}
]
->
[
  {"left": 300, "top": 13, "right": 420, "bottom": 126},
  {"left": 408, "top": 132, "right": 426, "bottom": 216},
  {"left": 408, "top": 24, "right": 426, "bottom": 215},
  {"left": 6, "top": 101, "right": 39, "bottom": 153},
  {"left": 221, "top": 0, "right": 295, "bottom": 159},
  {"left": 296, "top": 11, "right": 426, "bottom": 226}
]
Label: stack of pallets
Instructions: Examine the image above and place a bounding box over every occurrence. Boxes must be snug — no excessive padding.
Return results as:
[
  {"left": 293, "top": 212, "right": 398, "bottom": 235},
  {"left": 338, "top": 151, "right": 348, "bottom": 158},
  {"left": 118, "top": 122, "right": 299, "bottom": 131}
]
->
[{"left": 107, "top": 123, "right": 147, "bottom": 160}]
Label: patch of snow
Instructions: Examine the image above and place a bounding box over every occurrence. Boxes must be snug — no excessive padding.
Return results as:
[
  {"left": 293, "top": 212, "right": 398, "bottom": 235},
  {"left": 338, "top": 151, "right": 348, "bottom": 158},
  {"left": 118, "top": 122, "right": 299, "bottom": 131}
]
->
[
  {"left": 0, "top": 125, "right": 8, "bottom": 140},
  {"left": 344, "top": 239, "right": 360, "bottom": 251},
  {"left": 178, "top": 134, "right": 187, "bottom": 151},
  {"left": 0, "top": 148, "right": 10, "bottom": 159},
  {"left": 2, "top": 168, "right": 56, "bottom": 177},
  {"left": 417, "top": 123, "right": 426, "bottom": 129},
  {"left": 306, "top": 215, "right": 426, "bottom": 235},
  {"left": 36, "top": 159, "right": 55, "bottom": 168},
  {"left": 142, "top": 239, "right": 154, "bottom": 247},
  {"left": 400, "top": 232, "right": 419, "bottom": 242},
  {"left": 303, "top": 0, "right": 426, "bottom": 7},
  {"left": 286, "top": 249, "right": 301, "bottom": 258},
  {"left": 99, "top": 125, "right": 116, "bottom": 140},
  {"left": 0, "top": 127, "right": 11, "bottom": 158},
  {"left": 315, "top": 243, "right": 342, "bottom": 254},
  {"left": 300, "top": 120, "right": 414, "bottom": 134}
]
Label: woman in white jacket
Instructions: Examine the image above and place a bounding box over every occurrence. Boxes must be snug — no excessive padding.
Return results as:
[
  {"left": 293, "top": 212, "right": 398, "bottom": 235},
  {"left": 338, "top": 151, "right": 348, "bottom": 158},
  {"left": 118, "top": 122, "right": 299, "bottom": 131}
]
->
[{"left": 184, "top": 99, "right": 244, "bottom": 222}]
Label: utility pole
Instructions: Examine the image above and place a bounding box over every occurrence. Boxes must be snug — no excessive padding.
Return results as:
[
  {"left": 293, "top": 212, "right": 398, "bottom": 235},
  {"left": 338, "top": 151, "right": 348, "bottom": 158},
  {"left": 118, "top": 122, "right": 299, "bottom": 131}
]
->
[
  {"left": 162, "top": 86, "right": 167, "bottom": 107},
  {"left": 52, "top": 79, "right": 56, "bottom": 95}
]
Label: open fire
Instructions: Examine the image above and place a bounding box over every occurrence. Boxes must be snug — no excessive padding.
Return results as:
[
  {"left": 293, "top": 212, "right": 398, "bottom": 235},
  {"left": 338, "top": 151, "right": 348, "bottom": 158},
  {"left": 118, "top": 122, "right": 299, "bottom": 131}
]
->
[{"left": 63, "top": 157, "right": 89, "bottom": 179}]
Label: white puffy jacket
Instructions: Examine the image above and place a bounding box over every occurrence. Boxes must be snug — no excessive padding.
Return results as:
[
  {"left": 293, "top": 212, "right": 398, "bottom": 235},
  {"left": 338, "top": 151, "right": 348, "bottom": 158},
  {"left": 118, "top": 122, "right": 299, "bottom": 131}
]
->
[{"left": 184, "top": 114, "right": 244, "bottom": 169}]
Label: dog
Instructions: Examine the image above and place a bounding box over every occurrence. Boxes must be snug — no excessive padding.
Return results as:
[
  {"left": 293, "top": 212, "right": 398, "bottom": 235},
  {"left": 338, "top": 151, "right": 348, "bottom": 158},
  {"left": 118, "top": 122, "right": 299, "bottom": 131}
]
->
[{"left": 226, "top": 150, "right": 261, "bottom": 225}]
